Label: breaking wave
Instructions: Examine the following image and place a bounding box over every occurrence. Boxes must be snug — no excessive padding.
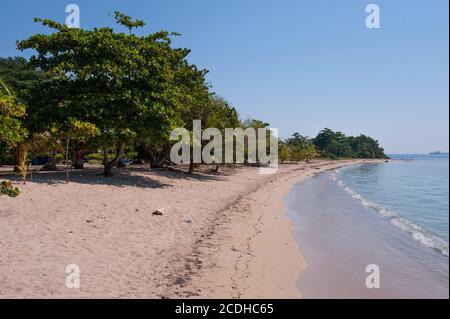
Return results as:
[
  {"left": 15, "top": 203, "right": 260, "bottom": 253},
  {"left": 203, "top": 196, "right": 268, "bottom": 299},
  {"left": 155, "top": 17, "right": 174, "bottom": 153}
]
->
[{"left": 329, "top": 171, "right": 449, "bottom": 256}]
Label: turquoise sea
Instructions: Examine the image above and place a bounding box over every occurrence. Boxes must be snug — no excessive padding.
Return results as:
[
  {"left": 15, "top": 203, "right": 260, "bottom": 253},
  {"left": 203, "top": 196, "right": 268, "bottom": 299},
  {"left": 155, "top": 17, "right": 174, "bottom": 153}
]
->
[{"left": 286, "top": 155, "right": 449, "bottom": 298}]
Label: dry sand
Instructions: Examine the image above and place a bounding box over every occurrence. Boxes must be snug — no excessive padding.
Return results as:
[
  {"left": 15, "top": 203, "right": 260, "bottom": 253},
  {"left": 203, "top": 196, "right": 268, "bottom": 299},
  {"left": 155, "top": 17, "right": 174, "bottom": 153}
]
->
[{"left": 0, "top": 159, "right": 379, "bottom": 298}]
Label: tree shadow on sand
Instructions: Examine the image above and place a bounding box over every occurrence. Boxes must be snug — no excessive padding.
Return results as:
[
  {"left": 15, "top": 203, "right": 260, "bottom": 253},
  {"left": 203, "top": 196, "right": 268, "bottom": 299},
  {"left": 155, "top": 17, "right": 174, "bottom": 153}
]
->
[
  {"left": 149, "top": 165, "right": 236, "bottom": 181},
  {"left": 1, "top": 165, "right": 230, "bottom": 189}
]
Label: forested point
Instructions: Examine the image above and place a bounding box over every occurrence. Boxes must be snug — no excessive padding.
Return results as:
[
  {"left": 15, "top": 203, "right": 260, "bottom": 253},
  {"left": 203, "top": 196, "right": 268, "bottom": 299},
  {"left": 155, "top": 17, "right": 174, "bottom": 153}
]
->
[{"left": 0, "top": 12, "right": 388, "bottom": 182}]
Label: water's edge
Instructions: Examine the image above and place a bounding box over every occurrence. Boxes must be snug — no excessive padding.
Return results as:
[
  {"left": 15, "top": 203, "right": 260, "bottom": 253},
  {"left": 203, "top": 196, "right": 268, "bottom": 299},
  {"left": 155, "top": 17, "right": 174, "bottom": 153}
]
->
[{"left": 285, "top": 162, "right": 449, "bottom": 299}]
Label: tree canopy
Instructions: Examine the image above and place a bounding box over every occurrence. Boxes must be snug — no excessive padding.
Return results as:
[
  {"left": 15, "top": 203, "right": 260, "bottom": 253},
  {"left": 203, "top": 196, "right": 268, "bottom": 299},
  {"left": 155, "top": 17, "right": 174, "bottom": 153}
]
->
[
  {"left": 313, "top": 128, "right": 387, "bottom": 159},
  {"left": 0, "top": 78, "right": 27, "bottom": 147},
  {"left": 0, "top": 57, "right": 44, "bottom": 95},
  {"left": 0, "top": 12, "right": 388, "bottom": 176},
  {"left": 16, "top": 12, "right": 210, "bottom": 175}
]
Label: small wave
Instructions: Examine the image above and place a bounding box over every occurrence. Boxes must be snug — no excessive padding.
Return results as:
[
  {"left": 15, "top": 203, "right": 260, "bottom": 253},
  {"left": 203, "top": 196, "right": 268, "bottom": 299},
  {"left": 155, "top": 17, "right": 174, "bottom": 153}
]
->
[
  {"left": 329, "top": 172, "right": 338, "bottom": 182},
  {"left": 332, "top": 176, "right": 449, "bottom": 256}
]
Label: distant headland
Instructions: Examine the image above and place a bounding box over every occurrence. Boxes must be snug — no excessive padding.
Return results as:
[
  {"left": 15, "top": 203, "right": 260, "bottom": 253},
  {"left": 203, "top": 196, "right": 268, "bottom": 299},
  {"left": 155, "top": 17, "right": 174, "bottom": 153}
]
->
[{"left": 429, "top": 151, "right": 449, "bottom": 155}]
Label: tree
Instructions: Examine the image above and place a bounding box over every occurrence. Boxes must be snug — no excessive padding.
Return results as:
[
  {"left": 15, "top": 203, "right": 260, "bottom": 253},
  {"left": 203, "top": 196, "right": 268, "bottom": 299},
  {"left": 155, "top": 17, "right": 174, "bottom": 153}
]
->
[
  {"left": 138, "top": 51, "right": 212, "bottom": 170},
  {"left": 0, "top": 78, "right": 27, "bottom": 147},
  {"left": 17, "top": 12, "right": 207, "bottom": 176},
  {"left": 0, "top": 57, "right": 45, "bottom": 171},
  {"left": 281, "top": 133, "right": 317, "bottom": 163},
  {"left": 348, "top": 134, "right": 387, "bottom": 159},
  {"left": 313, "top": 128, "right": 387, "bottom": 159},
  {"left": 203, "top": 95, "right": 240, "bottom": 172},
  {"left": 303, "top": 143, "right": 318, "bottom": 162},
  {"left": 0, "top": 78, "right": 28, "bottom": 180},
  {"left": 278, "top": 142, "right": 292, "bottom": 163},
  {"left": 285, "top": 132, "right": 309, "bottom": 148},
  {"left": 60, "top": 118, "right": 99, "bottom": 182},
  {"left": 0, "top": 57, "right": 44, "bottom": 95},
  {"left": 240, "top": 118, "right": 273, "bottom": 165}
]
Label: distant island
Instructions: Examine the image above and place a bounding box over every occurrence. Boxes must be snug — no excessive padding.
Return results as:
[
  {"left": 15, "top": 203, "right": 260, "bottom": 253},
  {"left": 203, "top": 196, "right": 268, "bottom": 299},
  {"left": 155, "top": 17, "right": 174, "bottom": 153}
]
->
[{"left": 429, "top": 151, "right": 449, "bottom": 155}]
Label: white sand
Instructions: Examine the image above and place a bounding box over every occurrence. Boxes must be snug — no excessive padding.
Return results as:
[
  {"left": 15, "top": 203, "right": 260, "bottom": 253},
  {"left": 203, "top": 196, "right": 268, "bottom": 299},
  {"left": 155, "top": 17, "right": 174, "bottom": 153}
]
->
[{"left": 0, "top": 159, "right": 380, "bottom": 298}]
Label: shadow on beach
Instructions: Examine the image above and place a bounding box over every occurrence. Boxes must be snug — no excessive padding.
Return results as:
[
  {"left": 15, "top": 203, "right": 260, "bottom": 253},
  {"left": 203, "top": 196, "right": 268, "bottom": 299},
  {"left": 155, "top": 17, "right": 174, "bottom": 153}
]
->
[{"left": 0, "top": 164, "right": 231, "bottom": 189}]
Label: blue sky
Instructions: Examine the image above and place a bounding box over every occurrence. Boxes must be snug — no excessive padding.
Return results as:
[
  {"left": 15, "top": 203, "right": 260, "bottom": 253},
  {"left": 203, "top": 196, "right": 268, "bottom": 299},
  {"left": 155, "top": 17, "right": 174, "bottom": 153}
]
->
[{"left": 0, "top": 0, "right": 448, "bottom": 153}]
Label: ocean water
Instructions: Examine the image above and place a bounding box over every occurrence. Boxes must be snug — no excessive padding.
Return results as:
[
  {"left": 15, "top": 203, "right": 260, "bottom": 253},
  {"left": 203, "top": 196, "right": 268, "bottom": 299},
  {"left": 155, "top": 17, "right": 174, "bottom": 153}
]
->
[
  {"left": 285, "top": 155, "right": 449, "bottom": 299},
  {"left": 338, "top": 155, "right": 449, "bottom": 254}
]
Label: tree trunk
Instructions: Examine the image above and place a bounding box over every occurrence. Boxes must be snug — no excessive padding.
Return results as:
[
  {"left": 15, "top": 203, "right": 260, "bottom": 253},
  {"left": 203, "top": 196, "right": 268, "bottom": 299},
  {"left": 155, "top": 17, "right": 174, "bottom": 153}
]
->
[
  {"left": 103, "top": 161, "right": 114, "bottom": 177},
  {"left": 65, "top": 137, "right": 70, "bottom": 183},
  {"left": 148, "top": 151, "right": 157, "bottom": 168},
  {"left": 13, "top": 147, "right": 21, "bottom": 172},
  {"left": 188, "top": 146, "right": 196, "bottom": 174},
  {"left": 116, "top": 157, "right": 125, "bottom": 168},
  {"left": 148, "top": 146, "right": 168, "bottom": 168},
  {"left": 102, "top": 147, "right": 108, "bottom": 166},
  {"left": 16, "top": 142, "right": 29, "bottom": 184},
  {"left": 103, "top": 142, "right": 124, "bottom": 177}
]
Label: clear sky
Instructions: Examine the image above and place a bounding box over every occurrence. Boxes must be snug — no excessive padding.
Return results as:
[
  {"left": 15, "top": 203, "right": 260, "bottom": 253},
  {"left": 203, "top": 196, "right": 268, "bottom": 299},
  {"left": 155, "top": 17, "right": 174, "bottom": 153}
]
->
[{"left": 0, "top": 0, "right": 448, "bottom": 153}]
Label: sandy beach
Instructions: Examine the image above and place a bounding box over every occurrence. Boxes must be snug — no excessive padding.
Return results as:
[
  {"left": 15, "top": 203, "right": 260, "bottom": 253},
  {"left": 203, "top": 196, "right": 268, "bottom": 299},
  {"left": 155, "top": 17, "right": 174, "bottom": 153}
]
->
[{"left": 0, "top": 159, "right": 380, "bottom": 298}]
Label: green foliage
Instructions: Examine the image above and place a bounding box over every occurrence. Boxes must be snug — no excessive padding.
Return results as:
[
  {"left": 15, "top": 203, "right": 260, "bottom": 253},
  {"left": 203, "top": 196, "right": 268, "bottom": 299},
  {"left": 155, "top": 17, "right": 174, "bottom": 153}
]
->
[
  {"left": 0, "top": 78, "right": 28, "bottom": 147},
  {"left": 0, "top": 57, "right": 45, "bottom": 171},
  {"left": 206, "top": 96, "right": 240, "bottom": 130},
  {"left": 54, "top": 153, "right": 65, "bottom": 163},
  {"left": 278, "top": 143, "right": 292, "bottom": 163},
  {"left": 0, "top": 57, "right": 43, "bottom": 136},
  {"left": 1, "top": 12, "right": 389, "bottom": 175},
  {"left": 123, "top": 151, "right": 138, "bottom": 160},
  {"left": 17, "top": 12, "right": 209, "bottom": 175},
  {"left": 114, "top": 11, "right": 145, "bottom": 34},
  {"left": 241, "top": 118, "right": 270, "bottom": 130},
  {"left": 84, "top": 152, "right": 103, "bottom": 162},
  {"left": 26, "top": 132, "right": 62, "bottom": 159},
  {"left": 279, "top": 128, "right": 386, "bottom": 162},
  {"left": 0, "top": 180, "right": 20, "bottom": 197},
  {"left": 279, "top": 133, "right": 318, "bottom": 163},
  {"left": 313, "top": 128, "right": 387, "bottom": 159},
  {"left": 15, "top": 141, "right": 29, "bottom": 181},
  {"left": 66, "top": 118, "right": 100, "bottom": 141},
  {"left": 0, "top": 141, "right": 14, "bottom": 164},
  {"left": 347, "top": 135, "right": 388, "bottom": 159},
  {"left": 83, "top": 150, "right": 136, "bottom": 165},
  {"left": 0, "top": 57, "right": 44, "bottom": 97}
]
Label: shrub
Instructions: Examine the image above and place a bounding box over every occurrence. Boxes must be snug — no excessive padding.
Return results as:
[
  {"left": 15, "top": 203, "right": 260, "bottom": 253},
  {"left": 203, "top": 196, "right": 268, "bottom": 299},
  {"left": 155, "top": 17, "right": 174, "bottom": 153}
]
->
[
  {"left": 54, "top": 153, "right": 65, "bottom": 164},
  {"left": 84, "top": 153, "right": 103, "bottom": 162},
  {"left": 0, "top": 180, "right": 20, "bottom": 197},
  {"left": 87, "top": 159, "right": 102, "bottom": 165}
]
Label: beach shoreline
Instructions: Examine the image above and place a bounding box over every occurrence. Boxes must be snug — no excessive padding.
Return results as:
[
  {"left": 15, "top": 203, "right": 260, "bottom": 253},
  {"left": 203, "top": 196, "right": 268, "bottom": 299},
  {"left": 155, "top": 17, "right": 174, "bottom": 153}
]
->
[
  {"left": 186, "top": 159, "right": 384, "bottom": 299},
  {"left": 0, "top": 159, "right": 382, "bottom": 298},
  {"left": 287, "top": 158, "right": 449, "bottom": 299}
]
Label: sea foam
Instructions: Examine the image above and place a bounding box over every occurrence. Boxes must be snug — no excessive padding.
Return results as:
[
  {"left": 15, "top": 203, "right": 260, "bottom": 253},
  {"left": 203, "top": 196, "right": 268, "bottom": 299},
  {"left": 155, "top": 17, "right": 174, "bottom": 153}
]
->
[{"left": 329, "top": 171, "right": 449, "bottom": 256}]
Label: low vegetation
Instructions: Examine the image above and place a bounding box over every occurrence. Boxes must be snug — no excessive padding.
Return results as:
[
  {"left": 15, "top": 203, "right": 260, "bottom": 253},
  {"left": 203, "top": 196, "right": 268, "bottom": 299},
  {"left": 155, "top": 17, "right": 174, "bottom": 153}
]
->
[{"left": 0, "top": 180, "right": 20, "bottom": 197}]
